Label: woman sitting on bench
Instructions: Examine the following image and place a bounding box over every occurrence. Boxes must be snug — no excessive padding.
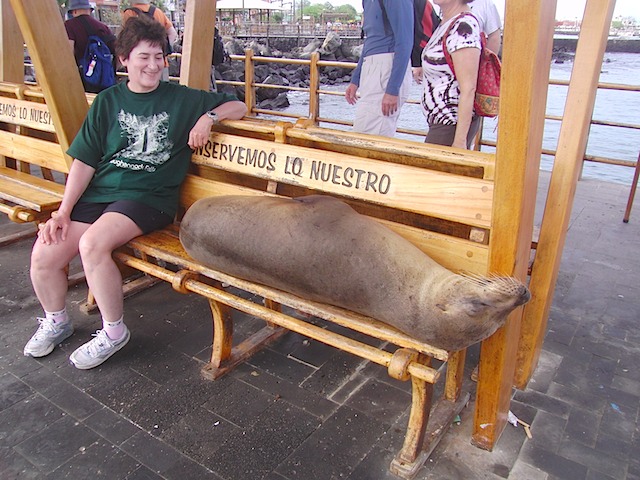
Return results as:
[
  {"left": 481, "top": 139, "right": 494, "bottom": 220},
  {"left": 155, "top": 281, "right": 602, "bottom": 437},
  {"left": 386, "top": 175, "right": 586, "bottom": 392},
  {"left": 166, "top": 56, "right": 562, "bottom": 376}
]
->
[{"left": 23, "top": 14, "right": 247, "bottom": 369}]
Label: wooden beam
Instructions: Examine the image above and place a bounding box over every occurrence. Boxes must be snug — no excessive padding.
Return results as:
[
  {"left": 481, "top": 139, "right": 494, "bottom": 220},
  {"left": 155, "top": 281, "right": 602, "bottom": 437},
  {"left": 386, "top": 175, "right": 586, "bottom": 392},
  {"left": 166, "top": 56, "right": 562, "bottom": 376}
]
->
[
  {"left": 179, "top": 0, "right": 216, "bottom": 89},
  {"left": 0, "top": 0, "right": 23, "bottom": 82},
  {"left": 515, "top": 0, "right": 616, "bottom": 387},
  {"left": 472, "top": 0, "right": 557, "bottom": 450},
  {"left": 8, "top": 0, "right": 88, "bottom": 167}
]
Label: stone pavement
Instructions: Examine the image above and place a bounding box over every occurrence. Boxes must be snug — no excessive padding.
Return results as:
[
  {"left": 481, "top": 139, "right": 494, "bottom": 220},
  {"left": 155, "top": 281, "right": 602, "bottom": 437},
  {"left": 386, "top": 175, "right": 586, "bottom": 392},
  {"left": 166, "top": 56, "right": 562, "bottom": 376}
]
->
[{"left": 0, "top": 173, "right": 639, "bottom": 480}]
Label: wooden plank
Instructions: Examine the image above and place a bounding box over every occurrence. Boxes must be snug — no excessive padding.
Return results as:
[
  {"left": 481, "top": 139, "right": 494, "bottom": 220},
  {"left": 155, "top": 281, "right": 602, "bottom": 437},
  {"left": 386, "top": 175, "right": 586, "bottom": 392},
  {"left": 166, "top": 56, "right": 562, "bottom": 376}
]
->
[
  {"left": 0, "top": 97, "right": 56, "bottom": 132},
  {"left": 288, "top": 124, "right": 496, "bottom": 180},
  {"left": 0, "top": 130, "right": 68, "bottom": 172},
  {"left": 179, "top": 0, "right": 217, "bottom": 89},
  {"left": 8, "top": 0, "right": 88, "bottom": 165},
  {"left": 0, "top": 166, "right": 65, "bottom": 193},
  {"left": 0, "top": 0, "right": 23, "bottom": 83},
  {"left": 472, "top": 0, "right": 557, "bottom": 451},
  {"left": 515, "top": 0, "right": 616, "bottom": 387},
  {"left": 0, "top": 180, "right": 62, "bottom": 212},
  {"left": 193, "top": 134, "right": 494, "bottom": 228},
  {"left": 0, "top": 159, "right": 64, "bottom": 214}
]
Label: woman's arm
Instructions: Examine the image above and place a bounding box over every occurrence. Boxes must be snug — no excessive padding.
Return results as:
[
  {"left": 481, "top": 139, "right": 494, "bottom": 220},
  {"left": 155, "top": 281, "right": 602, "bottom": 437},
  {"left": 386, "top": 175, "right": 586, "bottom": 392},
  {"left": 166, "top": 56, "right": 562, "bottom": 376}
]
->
[
  {"left": 39, "top": 160, "right": 95, "bottom": 244},
  {"left": 451, "top": 47, "right": 480, "bottom": 149},
  {"left": 188, "top": 100, "right": 247, "bottom": 149}
]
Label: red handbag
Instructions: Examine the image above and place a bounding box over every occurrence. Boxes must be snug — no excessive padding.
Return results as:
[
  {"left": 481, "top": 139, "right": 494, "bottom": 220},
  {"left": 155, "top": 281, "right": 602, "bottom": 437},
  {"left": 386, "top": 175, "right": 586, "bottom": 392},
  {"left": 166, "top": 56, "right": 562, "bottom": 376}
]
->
[{"left": 443, "top": 13, "right": 501, "bottom": 117}]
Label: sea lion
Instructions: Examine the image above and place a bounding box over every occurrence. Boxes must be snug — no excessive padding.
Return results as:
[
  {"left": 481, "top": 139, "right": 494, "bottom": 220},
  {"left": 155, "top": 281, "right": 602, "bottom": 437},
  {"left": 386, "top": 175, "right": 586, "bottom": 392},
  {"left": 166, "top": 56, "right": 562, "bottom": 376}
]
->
[{"left": 179, "top": 195, "right": 531, "bottom": 351}]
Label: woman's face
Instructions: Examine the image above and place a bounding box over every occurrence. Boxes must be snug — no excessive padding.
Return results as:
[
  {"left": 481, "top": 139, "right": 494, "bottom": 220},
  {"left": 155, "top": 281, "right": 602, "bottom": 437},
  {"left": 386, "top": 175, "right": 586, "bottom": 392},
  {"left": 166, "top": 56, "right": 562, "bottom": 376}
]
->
[{"left": 120, "top": 40, "right": 164, "bottom": 93}]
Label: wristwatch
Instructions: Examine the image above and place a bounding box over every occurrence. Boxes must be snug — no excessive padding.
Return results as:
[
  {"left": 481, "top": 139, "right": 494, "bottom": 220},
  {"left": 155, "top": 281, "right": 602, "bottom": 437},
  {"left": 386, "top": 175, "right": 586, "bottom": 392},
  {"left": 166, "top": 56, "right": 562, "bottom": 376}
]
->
[{"left": 205, "top": 110, "right": 219, "bottom": 123}]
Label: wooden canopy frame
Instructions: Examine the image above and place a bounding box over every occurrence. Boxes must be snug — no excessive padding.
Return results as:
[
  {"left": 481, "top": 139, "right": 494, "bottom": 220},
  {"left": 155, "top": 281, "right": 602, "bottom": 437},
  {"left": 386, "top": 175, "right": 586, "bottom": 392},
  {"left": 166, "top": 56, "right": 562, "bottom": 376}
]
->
[{"left": 0, "top": 0, "right": 616, "bottom": 452}]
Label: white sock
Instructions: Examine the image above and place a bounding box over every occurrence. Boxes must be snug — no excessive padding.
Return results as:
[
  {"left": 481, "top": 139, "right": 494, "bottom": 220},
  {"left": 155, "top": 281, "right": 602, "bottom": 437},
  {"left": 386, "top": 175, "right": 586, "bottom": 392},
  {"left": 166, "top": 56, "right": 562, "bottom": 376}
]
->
[
  {"left": 103, "top": 316, "right": 126, "bottom": 340},
  {"left": 45, "top": 308, "right": 68, "bottom": 325}
]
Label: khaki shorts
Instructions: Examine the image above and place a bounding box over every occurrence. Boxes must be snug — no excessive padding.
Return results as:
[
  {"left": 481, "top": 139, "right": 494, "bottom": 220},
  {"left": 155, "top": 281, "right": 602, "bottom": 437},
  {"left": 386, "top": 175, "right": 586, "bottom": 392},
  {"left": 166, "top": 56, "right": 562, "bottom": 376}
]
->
[{"left": 353, "top": 53, "right": 412, "bottom": 138}]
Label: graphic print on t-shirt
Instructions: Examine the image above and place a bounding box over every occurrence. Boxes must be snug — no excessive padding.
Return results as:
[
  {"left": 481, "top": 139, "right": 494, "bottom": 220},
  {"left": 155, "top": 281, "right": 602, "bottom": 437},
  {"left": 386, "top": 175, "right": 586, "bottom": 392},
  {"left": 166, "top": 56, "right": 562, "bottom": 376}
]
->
[{"left": 115, "top": 110, "right": 173, "bottom": 170}]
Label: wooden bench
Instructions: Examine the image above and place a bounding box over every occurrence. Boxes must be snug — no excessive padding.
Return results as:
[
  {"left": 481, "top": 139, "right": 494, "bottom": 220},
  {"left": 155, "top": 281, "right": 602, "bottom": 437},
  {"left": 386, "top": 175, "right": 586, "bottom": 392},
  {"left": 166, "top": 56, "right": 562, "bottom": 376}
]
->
[
  {"left": 113, "top": 118, "right": 497, "bottom": 478},
  {"left": 0, "top": 83, "right": 70, "bottom": 243}
]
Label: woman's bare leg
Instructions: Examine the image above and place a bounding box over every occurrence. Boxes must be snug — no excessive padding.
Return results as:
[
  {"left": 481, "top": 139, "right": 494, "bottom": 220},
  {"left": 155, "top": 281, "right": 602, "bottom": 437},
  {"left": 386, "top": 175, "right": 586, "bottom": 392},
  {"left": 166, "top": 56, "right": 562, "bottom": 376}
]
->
[{"left": 77, "top": 212, "right": 143, "bottom": 323}]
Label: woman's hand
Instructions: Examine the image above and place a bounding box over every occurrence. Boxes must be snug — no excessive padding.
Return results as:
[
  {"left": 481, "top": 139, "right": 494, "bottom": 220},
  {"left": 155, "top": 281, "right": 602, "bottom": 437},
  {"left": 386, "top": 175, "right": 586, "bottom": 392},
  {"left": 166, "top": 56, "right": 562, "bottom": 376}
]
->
[
  {"left": 188, "top": 115, "right": 214, "bottom": 149},
  {"left": 188, "top": 101, "right": 247, "bottom": 150},
  {"left": 38, "top": 210, "right": 71, "bottom": 245}
]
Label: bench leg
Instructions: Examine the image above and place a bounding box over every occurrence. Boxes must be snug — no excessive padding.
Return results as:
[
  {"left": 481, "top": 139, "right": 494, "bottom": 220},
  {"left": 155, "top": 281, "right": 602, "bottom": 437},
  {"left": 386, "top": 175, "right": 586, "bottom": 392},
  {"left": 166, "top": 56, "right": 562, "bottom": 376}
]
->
[
  {"left": 202, "top": 296, "right": 287, "bottom": 381},
  {"left": 390, "top": 355, "right": 433, "bottom": 477},
  {"left": 390, "top": 354, "right": 470, "bottom": 479},
  {"left": 208, "top": 297, "right": 233, "bottom": 369},
  {"left": 445, "top": 349, "right": 467, "bottom": 401}
]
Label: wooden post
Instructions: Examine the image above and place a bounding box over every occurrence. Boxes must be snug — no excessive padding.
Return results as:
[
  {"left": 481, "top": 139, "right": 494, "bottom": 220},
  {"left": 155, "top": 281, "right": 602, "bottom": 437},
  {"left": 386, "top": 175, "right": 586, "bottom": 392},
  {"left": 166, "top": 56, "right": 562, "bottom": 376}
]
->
[
  {"left": 514, "top": 0, "right": 616, "bottom": 387},
  {"left": 8, "top": 0, "right": 87, "bottom": 167},
  {"left": 244, "top": 48, "right": 256, "bottom": 115},
  {"left": 0, "top": 0, "right": 23, "bottom": 82},
  {"left": 472, "top": 0, "right": 557, "bottom": 450},
  {"left": 179, "top": 0, "right": 216, "bottom": 89},
  {"left": 308, "top": 52, "right": 320, "bottom": 123}
]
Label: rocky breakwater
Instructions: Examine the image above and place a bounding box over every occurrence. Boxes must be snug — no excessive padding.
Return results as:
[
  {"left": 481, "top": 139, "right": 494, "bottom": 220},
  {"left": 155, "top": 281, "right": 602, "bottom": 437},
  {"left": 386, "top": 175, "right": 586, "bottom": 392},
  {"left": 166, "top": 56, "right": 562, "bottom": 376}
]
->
[{"left": 171, "top": 32, "right": 362, "bottom": 111}]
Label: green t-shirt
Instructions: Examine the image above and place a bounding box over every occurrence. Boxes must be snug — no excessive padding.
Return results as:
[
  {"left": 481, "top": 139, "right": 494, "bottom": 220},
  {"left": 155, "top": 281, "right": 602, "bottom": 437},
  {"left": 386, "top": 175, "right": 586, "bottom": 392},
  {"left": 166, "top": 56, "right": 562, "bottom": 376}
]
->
[{"left": 67, "top": 81, "right": 238, "bottom": 217}]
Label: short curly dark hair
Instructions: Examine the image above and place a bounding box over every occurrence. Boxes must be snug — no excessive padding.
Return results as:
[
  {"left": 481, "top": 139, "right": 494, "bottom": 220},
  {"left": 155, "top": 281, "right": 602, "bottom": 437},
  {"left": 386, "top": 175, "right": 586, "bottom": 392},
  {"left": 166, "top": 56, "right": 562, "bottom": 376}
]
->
[{"left": 116, "top": 14, "right": 167, "bottom": 60}]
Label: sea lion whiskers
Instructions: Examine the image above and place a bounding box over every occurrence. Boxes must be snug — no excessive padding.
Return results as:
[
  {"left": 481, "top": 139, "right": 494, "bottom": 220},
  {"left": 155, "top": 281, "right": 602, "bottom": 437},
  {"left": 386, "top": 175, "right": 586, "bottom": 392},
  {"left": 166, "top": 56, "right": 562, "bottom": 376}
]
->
[{"left": 459, "top": 272, "right": 531, "bottom": 307}]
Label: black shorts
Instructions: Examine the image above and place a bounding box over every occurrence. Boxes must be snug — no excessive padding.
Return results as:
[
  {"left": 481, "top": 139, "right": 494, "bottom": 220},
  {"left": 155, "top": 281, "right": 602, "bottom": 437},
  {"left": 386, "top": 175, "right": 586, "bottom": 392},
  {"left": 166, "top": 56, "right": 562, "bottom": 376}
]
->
[{"left": 70, "top": 200, "right": 173, "bottom": 234}]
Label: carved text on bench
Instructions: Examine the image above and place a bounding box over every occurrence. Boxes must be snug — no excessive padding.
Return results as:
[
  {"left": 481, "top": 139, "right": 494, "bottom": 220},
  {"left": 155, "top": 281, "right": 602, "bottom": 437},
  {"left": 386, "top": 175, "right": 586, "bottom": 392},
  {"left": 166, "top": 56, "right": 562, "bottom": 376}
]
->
[{"left": 195, "top": 139, "right": 392, "bottom": 195}]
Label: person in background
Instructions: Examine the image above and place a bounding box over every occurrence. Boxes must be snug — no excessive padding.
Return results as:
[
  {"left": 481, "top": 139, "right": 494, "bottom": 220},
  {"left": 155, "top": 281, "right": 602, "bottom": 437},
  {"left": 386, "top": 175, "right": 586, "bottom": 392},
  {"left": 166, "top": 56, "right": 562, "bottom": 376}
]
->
[
  {"left": 420, "top": 0, "right": 481, "bottom": 149},
  {"left": 64, "top": 0, "right": 116, "bottom": 93},
  {"left": 470, "top": 0, "right": 502, "bottom": 54},
  {"left": 122, "top": 1, "right": 178, "bottom": 81},
  {"left": 344, "top": 0, "right": 413, "bottom": 137},
  {"left": 23, "top": 15, "right": 247, "bottom": 370}
]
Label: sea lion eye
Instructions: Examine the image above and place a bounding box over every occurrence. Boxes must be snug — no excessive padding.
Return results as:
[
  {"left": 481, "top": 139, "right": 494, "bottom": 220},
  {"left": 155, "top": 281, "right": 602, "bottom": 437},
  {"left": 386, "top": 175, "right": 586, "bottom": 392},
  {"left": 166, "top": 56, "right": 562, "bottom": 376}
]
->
[{"left": 465, "top": 299, "right": 490, "bottom": 315}]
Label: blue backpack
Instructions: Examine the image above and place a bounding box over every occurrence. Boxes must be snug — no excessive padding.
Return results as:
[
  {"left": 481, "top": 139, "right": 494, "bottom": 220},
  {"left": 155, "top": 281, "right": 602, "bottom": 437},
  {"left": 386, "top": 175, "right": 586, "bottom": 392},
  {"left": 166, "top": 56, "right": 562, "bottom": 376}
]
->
[{"left": 78, "top": 17, "right": 116, "bottom": 92}]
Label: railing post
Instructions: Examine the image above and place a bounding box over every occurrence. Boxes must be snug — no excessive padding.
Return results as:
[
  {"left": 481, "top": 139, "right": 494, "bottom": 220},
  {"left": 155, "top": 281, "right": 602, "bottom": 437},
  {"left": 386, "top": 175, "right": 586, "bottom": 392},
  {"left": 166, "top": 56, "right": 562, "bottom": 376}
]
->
[
  {"left": 623, "top": 151, "right": 640, "bottom": 223},
  {"left": 309, "top": 52, "right": 320, "bottom": 124},
  {"left": 244, "top": 48, "right": 256, "bottom": 116}
]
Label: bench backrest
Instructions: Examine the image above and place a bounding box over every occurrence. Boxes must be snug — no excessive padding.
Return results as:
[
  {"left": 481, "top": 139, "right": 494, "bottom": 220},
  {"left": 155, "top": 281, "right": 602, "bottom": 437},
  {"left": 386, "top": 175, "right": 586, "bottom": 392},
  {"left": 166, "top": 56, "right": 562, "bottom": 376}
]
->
[
  {"left": 0, "top": 82, "right": 71, "bottom": 176},
  {"left": 183, "top": 120, "right": 495, "bottom": 275}
]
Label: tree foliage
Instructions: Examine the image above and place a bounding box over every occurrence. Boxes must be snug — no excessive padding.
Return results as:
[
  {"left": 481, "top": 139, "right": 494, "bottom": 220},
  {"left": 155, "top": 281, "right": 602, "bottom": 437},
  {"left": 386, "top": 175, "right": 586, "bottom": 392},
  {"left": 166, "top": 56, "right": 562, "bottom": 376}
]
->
[{"left": 302, "top": 2, "right": 358, "bottom": 22}]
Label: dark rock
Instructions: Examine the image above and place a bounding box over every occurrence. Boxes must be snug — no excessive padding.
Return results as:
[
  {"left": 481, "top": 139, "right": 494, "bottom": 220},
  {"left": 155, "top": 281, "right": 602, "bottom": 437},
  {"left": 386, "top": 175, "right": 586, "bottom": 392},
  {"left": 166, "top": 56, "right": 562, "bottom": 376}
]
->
[
  {"left": 257, "top": 92, "right": 290, "bottom": 110},
  {"left": 256, "top": 74, "right": 288, "bottom": 101}
]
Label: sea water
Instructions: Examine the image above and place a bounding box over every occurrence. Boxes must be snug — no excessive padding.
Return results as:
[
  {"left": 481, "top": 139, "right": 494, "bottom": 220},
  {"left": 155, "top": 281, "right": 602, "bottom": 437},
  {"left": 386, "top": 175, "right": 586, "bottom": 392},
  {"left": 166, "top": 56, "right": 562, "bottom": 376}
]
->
[{"left": 280, "top": 51, "right": 640, "bottom": 186}]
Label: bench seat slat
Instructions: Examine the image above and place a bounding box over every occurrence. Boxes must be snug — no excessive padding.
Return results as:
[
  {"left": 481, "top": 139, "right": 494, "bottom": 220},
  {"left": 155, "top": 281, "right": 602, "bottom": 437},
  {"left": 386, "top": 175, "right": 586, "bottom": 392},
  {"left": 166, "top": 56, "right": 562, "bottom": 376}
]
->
[
  {"left": 125, "top": 227, "right": 450, "bottom": 361},
  {"left": 0, "top": 167, "right": 64, "bottom": 212}
]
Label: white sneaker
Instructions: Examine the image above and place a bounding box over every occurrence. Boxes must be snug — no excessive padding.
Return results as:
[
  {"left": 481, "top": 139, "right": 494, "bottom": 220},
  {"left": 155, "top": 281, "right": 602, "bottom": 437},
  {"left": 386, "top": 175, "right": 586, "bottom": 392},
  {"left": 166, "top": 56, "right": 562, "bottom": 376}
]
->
[
  {"left": 24, "top": 318, "right": 74, "bottom": 358},
  {"left": 69, "top": 327, "right": 130, "bottom": 370}
]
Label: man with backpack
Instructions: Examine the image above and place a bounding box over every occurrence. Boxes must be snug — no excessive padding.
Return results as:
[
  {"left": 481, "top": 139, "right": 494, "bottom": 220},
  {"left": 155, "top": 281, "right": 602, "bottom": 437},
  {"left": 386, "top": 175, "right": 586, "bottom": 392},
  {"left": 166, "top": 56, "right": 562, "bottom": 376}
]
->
[
  {"left": 345, "top": 0, "right": 413, "bottom": 138},
  {"left": 64, "top": 0, "right": 116, "bottom": 93},
  {"left": 122, "top": 1, "right": 178, "bottom": 81}
]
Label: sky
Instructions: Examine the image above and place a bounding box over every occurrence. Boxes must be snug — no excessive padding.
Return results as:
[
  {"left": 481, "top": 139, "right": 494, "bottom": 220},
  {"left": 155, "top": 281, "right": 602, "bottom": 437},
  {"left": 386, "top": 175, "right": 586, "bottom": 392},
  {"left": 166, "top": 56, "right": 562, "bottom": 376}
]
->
[{"left": 325, "top": 0, "right": 640, "bottom": 21}]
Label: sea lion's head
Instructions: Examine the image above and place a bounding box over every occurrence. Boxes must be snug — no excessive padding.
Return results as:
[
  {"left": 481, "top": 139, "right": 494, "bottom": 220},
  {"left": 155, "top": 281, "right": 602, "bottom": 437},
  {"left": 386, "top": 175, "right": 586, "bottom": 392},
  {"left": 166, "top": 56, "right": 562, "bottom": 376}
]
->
[{"left": 427, "top": 274, "right": 531, "bottom": 351}]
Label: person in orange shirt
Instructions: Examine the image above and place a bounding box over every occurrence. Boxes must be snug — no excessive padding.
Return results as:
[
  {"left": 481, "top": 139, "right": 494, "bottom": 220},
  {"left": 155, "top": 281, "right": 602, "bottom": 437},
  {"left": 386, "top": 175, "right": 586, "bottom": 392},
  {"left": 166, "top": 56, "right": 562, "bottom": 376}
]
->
[{"left": 122, "top": 1, "right": 178, "bottom": 80}]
